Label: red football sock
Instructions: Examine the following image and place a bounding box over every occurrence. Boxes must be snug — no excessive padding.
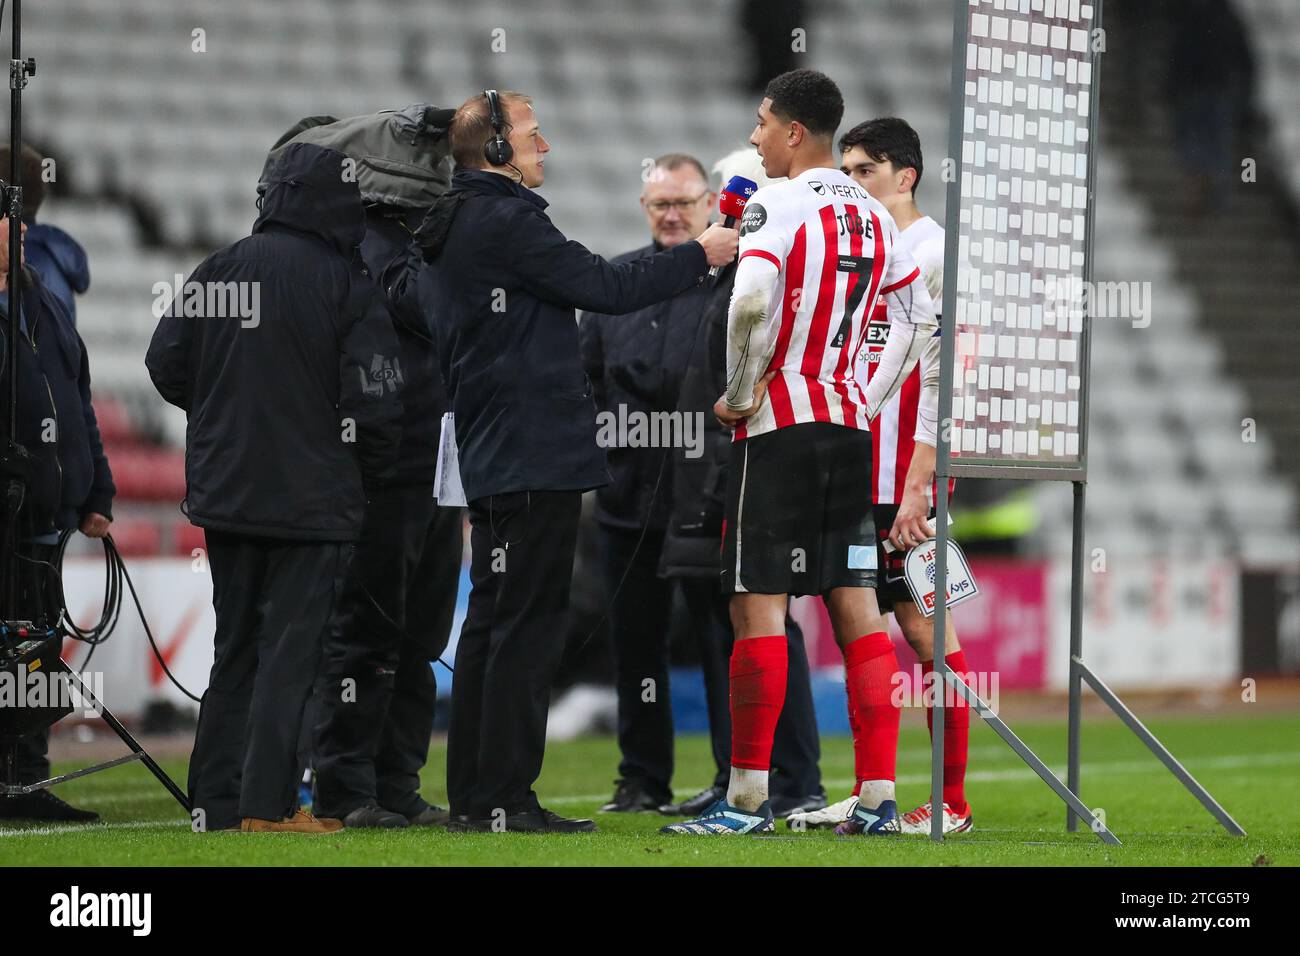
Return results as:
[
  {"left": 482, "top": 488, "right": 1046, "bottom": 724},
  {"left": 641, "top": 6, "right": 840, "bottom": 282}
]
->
[
  {"left": 729, "top": 635, "right": 788, "bottom": 771},
  {"left": 844, "top": 632, "right": 900, "bottom": 787},
  {"left": 922, "top": 650, "right": 971, "bottom": 812}
]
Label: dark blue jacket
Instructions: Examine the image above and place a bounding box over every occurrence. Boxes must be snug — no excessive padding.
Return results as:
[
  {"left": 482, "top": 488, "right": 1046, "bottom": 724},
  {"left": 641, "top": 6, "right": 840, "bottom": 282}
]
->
[
  {"left": 26, "top": 222, "right": 89, "bottom": 327},
  {"left": 415, "top": 169, "right": 710, "bottom": 502},
  {"left": 0, "top": 268, "right": 114, "bottom": 535},
  {"left": 361, "top": 207, "right": 444, "bottom": 485},
  {"left": 146, "top": 142, "right": 402, "bottom": 542},
  {"left": 578, "top": 242, "right": 716, "bottom": 533}
]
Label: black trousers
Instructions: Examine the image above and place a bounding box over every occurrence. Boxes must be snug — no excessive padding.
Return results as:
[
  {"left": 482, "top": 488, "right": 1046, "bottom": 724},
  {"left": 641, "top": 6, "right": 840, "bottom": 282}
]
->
[
  {"left": 446, "top": 490, "right": 581, "bottom": 818},
  {"left": 311, "top": 485, "right": 463, "bottom": 818},
  {"left": 601, "top": 527, "right": 675, "bottom": 802},
  {"left": 678, "top": 576, "right": 822, "bottom": 795},
  {"left": 187, "top": 531, "right": 348, "bottom": 829}
]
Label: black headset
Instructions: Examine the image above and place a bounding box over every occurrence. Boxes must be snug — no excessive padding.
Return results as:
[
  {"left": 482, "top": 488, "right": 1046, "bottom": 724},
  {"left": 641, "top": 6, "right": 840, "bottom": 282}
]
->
[{"left": 482, "top": 89, "right": 514, "bottom": 166}]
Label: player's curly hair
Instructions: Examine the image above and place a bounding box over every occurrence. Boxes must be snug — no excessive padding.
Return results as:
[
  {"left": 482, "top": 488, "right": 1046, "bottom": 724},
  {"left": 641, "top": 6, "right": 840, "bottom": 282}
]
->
[
  {"left": 838, "top": 117, "right": 925, "bottom": 194},
  {"left": 763, "top": 69, "right": 844, "bottom": 139}
]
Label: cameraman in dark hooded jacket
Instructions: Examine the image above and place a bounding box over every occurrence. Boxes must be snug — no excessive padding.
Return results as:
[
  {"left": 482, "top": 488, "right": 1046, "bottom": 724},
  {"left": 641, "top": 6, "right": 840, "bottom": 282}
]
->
[
  {"left": 146, "top": 142, "right": 401, "bottom": 834},
  {"left": 412, "top": 90, "right": 737, "bottom": 832}
]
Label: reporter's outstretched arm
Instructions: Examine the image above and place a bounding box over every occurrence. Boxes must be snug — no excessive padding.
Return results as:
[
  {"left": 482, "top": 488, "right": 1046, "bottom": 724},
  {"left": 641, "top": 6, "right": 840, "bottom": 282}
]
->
[{"left": 509, "top": 206, "right": 717, "bottom": 315}]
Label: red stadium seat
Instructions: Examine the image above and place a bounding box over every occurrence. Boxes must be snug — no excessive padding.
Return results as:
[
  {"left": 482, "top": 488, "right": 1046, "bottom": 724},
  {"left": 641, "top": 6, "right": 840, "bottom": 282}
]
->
[
  {"left": 91, "top": 396, "right": 140, "bottom": 445},
  {"left": 103, "top": 444, "right": 187, "bottom": 502},
  {"left": 172, "top": 521, "right": 207, "bottom": 556},
  {"left": 105, "top": 519, "right": 162, "bottom": 557}
]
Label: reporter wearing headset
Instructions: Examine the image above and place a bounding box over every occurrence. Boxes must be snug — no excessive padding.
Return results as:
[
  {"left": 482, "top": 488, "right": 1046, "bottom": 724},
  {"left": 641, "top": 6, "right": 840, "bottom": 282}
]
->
[{"left": 412, "top": 91, "right": 738, "bottom": 832}]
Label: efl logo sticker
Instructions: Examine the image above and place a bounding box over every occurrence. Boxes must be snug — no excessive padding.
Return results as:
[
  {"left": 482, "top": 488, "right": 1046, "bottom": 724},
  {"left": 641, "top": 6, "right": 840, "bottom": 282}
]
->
[
  {"left": 740, "top": 202, "right": 767, "bottom": 237},
  {"left": 847, "top": 544, "right": 877, "bottom": 570},
  {"left": 903, "top": 539, "right": 979, "bottom": 617}
]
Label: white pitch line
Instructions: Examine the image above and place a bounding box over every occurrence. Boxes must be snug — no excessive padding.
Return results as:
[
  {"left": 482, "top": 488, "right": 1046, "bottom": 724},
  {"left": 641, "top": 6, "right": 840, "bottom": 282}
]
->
[
  {"left": 0, "top": 819, "right": 187, "bottom": 840},
  {"left": 3, "top": 751, "right": 1293, "bottom": 836},
  {"left": 545, "top": 750, "right": 1300, "bottom": 805}
]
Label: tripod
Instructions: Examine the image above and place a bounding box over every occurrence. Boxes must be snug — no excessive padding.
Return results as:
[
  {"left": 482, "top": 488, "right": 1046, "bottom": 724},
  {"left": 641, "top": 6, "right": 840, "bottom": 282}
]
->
[
  {"left": 0, "top": 0, "right": 189, "bottom": 817},
  {"left": 0, "top": 637, "right": 190, "bottom": 814}
]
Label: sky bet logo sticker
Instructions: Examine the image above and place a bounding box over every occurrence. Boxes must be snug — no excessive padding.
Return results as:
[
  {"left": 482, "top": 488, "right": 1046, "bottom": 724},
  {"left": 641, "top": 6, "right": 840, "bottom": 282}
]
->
[{"left": 740, "top": 203, "right": 767, "bottom": 237}]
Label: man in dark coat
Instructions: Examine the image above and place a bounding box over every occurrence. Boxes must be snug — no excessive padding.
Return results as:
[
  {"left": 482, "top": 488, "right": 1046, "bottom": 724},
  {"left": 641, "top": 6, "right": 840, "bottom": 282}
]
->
[
  {"left": 578, "top": 155, "right": 715, "bottom": 814},
  {"left": 146, "top": 142, "right": 402, "bottom": 833},
  {"left": 413, "top": 90, "right": 737, "bottom": 832},
  {"left": 309, "top": 200, "right": 464, "bottom": 829},
  {"left": 0, "top": 218, "right": 113, "bottom": 822}
]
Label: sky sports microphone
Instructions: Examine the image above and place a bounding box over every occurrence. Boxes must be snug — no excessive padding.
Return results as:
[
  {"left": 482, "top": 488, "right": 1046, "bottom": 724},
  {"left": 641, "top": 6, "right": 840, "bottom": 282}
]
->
[{"left": 709, "top": 174, "right": 757, "bottom": 278}]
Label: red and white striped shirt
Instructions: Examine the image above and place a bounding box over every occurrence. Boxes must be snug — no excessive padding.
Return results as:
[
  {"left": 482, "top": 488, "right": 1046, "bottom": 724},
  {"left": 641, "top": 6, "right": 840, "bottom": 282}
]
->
[
  {"left": 858, "top": 215, "right": 946, "bottom": 504},
  {"left": 725, "top": 167, "right": 927, "bottom": 441}
]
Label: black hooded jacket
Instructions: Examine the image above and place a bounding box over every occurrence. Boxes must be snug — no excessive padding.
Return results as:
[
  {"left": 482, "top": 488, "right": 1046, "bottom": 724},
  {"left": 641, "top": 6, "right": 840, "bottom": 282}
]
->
[
  {"left": 146, "top": 142, "right": 402, "bottom": 541},
  {"left": 0, "top": 268, "right": 115, "bottom": 535},
  {"left": 413, "top": 169, "right": 710, "bottom": 502},
  {"left": 360, "top": 206, "right": 445, "bottom": 484}
]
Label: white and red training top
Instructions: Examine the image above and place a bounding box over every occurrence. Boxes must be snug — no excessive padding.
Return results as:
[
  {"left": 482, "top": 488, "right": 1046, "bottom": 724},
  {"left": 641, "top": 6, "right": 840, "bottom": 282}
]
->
[
  {"left": 857, "top": 215, "right": 946, "bottom": 505},
  {"left": 724, "top": 167, "right": 933, "bottom": 441}
]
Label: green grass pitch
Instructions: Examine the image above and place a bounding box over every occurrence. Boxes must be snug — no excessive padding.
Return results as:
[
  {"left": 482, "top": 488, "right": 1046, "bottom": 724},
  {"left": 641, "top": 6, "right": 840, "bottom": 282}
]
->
[{"left": 2, "top": 711, "right": 1296, "bottom": 866}]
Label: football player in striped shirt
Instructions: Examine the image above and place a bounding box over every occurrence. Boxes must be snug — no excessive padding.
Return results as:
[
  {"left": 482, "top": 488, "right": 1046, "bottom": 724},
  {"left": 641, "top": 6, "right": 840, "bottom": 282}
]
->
[
  {"left": 790, "top": 117, "right": 973, "bottom": 835},
  {"left": 661, "top": 72, "right": 938, "bottom": 837}
]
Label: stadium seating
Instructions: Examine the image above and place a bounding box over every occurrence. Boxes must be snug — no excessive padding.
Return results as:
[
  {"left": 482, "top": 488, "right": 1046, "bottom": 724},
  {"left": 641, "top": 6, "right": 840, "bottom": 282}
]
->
[
  {"left": 18, "top": 0, "right": 1299, "bottom": 562},
  {"left": 1237, "top": 0, "right": 1300, "bottom": 196}
]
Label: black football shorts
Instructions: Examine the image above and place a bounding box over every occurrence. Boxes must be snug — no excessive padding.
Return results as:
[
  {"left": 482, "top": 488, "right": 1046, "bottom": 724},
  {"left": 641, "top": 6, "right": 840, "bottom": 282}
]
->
[
  {"left": 872, "top": 503, "right": 912, "bottom": 613},
  {"left": 721, "top": 422, "right": 877, "bottom": 596}
]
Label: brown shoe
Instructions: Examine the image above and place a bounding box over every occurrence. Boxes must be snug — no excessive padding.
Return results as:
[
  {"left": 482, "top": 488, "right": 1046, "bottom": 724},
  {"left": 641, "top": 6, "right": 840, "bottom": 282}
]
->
[{"left": 240, "top": 809, "right": 343, "bottom": 833}]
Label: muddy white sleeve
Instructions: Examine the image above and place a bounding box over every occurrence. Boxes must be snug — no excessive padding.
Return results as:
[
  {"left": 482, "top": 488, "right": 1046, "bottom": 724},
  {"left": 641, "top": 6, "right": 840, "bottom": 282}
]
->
[{"left": 723, "top": 254, "right": 780, "bottom": 412}]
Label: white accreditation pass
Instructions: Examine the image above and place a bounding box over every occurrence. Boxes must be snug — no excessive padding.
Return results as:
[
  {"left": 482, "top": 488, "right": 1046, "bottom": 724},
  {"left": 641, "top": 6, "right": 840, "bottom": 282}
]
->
[{"left": 434, "top": 412, "right": 468, "bottom": 506}]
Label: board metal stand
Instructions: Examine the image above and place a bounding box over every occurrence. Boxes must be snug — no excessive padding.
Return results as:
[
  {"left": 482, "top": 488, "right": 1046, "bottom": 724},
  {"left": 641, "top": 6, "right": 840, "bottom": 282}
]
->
[{"left": 929, "top": 0, "right": 1244, "bottom": 844}]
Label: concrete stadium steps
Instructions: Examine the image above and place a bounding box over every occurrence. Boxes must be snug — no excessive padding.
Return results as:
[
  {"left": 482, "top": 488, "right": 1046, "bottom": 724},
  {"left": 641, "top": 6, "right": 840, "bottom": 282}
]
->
[
  {"left": 850, "top": 0, "right": 1286, "bottom": 558},
  {"left": 1099, "top": 0, "right": 1300, "bottom": 541}
]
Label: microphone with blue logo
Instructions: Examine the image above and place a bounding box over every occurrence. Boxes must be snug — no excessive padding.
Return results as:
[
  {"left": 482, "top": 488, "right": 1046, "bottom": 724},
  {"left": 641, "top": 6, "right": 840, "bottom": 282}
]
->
[{"left": 709, "top": 174, "right": 758, "bottom": 279}]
